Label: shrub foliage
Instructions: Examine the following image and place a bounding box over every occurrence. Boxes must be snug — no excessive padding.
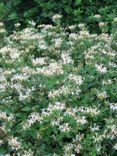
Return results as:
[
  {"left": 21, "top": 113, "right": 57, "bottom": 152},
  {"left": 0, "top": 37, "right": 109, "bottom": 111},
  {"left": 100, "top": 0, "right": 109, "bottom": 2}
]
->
[{"left": 0, "top": 16, "right": 117, "bottom": 155}]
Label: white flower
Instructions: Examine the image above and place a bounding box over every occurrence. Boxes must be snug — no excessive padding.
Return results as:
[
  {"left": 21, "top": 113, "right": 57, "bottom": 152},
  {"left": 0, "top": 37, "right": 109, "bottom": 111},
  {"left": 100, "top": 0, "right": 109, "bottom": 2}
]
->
[
  {"left": 74, "top": 144, "right": 81, "bottom": 153},
  {"left": 48, "top": 102, "right": 65, "bottom": 112},
  {"left": 90, "top": 124, "right": 100, "bottom": 131},
  {"left": 110, "top": 103, "right": 117, "bottom": 111},
  {"left": 64, "top": 143, "right": 74, "bottom": 154},
  {"left": 94, "top": 14, "right": 101, "bottom": 19},
  {"left": 102, "top": 79, "right": 112, "bottom": 85},
  {"left": 97, "top": 91, "right": 107, "bottom": 100},
  {"left": 55, "top": 38, "right": 62, "bottom": 48},
  {"left": 80, "top": 30, "right": 90, "bottom": 37},
  {"left": 0, "top": 29, "right": 6, "bottom": 33},
  {"left": 23, "top": 149, "right": 34, "bottom": 156},
  {"left": 76, "top": 116, "right": 87, "bottom": 125},
  {"left": 0, "top": 140, "right": 3, "bottom": 145},
  {"left": 95, "top": 64, "right": 107, "bottom": 74},
  {"left": 109, "top": 62, "right": 117, "bottom": 68},
  {"left": 8, "top": 137, "right": 21, "bottom": 150},
  {"left": 0, "top": 112, "right": 13, "bottom": 121},
  {"left": 69, "top": 33, "right": 78, "bottom": 40},
  {"left": 78, "top": 23, "right": 85, "bottom": 29},
  {"left": 31, "top": 57, "right": 47, "bottom": 66},
  {"left": 113, "top": 143, "right": 117, "bottom": 150},
  {"left": 59, "top": 123, "right": 71, "bottom": 132},
  {"left": 23, "top": 112, "right": 41, "bottom": 129},
  {"left": 0, "top": 22, "right": 4, "bottom": 27},
  {"left": 113, "top": 17, "right": 117, "bottom": 23},
  {"left": 36, "top": 62, "right": 63, "bottom": 76},
  {"left": 28, "top": 20, "right": 36, "bottom": 26},
  {"left": 61, "top": 52, "right": 73, "bottom": 64},
  {"left": 68, "top": 25, "right": 76, "bottom": 30},
  {"left": 10, "top": 51, "right": 20, "bottom": 59},
  {"left": 19, "top": 89, "right": 32, "bottom": 101},
  {"left": 78, "top": 106, "right": 100, "bottom": 116},
  {"left": 14, "top": 23, "right": 21, "bottom": 28},
  {"left": 68, "top": 74, "right": 83, "bottom": 85},
  {"left": 11, "top": 74, "right": 29, "bottom": 81},
  {"left": 99, "top": 22, "right": 107, "bottom": 27},
  {"left": 52, "top": 14, "right": 62, "bottom": 22},
  {"left": 39, "top": 43, "right": 47, "bottom": 50}
]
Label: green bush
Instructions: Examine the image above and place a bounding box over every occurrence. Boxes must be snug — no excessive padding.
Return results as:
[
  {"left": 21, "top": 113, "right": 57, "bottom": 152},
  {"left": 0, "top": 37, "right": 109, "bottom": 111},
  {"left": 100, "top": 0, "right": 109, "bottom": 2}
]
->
[
  {"left": 0, "top": 16, "right": 117, "bottom": 156},
  {"left": 0, "top": 3, "right": 7, "bottom": 20},
  {"left": 1, "top": 0, "right": 117, "bottom": 33}
]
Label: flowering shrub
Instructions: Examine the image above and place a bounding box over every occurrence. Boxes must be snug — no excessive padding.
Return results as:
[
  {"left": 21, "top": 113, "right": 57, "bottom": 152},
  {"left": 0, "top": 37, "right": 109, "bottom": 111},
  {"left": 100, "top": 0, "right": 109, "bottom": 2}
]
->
[{"left": 0, "top": 16, "right": 117, "bottom": 156}]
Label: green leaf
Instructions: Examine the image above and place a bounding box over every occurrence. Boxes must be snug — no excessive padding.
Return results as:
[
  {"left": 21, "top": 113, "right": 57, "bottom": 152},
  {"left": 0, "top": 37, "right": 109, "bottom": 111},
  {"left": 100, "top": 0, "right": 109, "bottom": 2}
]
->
[{"left": 76, "top": 0, "right": 82, "bottom": 5}]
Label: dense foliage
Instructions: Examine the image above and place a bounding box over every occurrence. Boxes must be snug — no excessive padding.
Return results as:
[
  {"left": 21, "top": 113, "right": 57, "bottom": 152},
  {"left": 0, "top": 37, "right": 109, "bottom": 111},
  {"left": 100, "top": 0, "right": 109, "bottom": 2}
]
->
[
  {"left": 0, "top": 0, "right": 117, "bottom": 33},
  {"left": 0, "top": 15, "right": 117, "bottom": 156}
]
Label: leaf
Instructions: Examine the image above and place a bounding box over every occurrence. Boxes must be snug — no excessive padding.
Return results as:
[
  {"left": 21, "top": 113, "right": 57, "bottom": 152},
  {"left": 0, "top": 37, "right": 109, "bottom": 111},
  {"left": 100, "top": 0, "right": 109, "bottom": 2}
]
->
[
  {"left": 9, "top": 13, "right": 18, "bottom": 20},
  {"left": 0, "top": 147, "right": 6, "bottom": 154},
  {"left": 22, "top": 106, "right": 31, "bottom": 111},
  {"left": 76, "top": 0, "right": 82, "bottom": 5}
]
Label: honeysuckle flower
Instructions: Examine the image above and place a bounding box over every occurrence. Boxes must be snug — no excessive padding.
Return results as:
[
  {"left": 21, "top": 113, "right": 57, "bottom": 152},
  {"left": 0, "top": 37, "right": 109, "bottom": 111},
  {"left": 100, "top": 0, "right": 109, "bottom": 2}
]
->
[
  {"left": 68, "top": 74, "right": 83, "bottom": 85},
  {"left": 59, "top": 123, "right": 71, "bottom": 132},
  {"left": 110, "top": 103, "right": 117, "bottom": 111},
  {"left": 94, "top": 14, "right": 101, "bottom": 19},
  {"left": 97, "top": 91, "right": 108, "bottom": 100},
  {"left": 0, "top": 22, "right": 4, "bottom": 27},
  {"left": 55, "top": 38, "right": 62, "bottom": 48},
  {"left": 113, "top": 143, "right": 117, "bottom": 150},
  {"left": 95, "top": 64, "right": 107, "bottom": 74},
  {"left": 61, "top": 52, "right": 73, "bottom": 64},
  {"left": 8, "top": 137, "right": 21, "bottom": 150},
  {"left": 68, "top": 25, "right": 76, "bottom": 30},
  {"left": 31, "top": 57, "right": 47, "bottom": 66},
  {"left": 78, "top": 23, "right": 85, "bottom": 29},
  {"left": 23, "top": 149, "right": 34, "bottom": 156},
  {"left": 99, "top": 22, "right": 107, "bottom": 27},
  {"left": 28, "top": 20, "right": 36, "bottom": 27},
  {"left": 52, "top": 14, "right": 62, "bottom": 22},
  {"left": 14, "top": 23, "right": 21, "bottom": 28}
]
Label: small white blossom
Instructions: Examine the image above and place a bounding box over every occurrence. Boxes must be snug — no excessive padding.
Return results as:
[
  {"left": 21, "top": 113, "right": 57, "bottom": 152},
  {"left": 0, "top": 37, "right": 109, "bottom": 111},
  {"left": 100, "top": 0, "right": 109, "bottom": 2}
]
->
[
  {"left": 110, "top": 103, "right": 117, "bottom": 111},
  {"left": 8, "top": 137, "right": 21, "bottom": 150},
  {"left": 52, "top": 14, "right": 62, "bottom": 22},
  {"left": 95, "top": 64, "right": 107, "bottom": 74},
  {"left": 113, "top": 143, "right": 117, "bottom": 150},
  {"left": 97, "top": 91, "right": 107, "bottom": 100}
]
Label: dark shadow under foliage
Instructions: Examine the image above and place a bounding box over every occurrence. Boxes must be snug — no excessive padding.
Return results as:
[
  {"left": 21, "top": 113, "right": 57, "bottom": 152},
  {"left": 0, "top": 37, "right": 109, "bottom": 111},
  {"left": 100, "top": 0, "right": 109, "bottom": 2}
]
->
[{"left": 0, "top": 0, "right": 117, "bottom": 33}]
